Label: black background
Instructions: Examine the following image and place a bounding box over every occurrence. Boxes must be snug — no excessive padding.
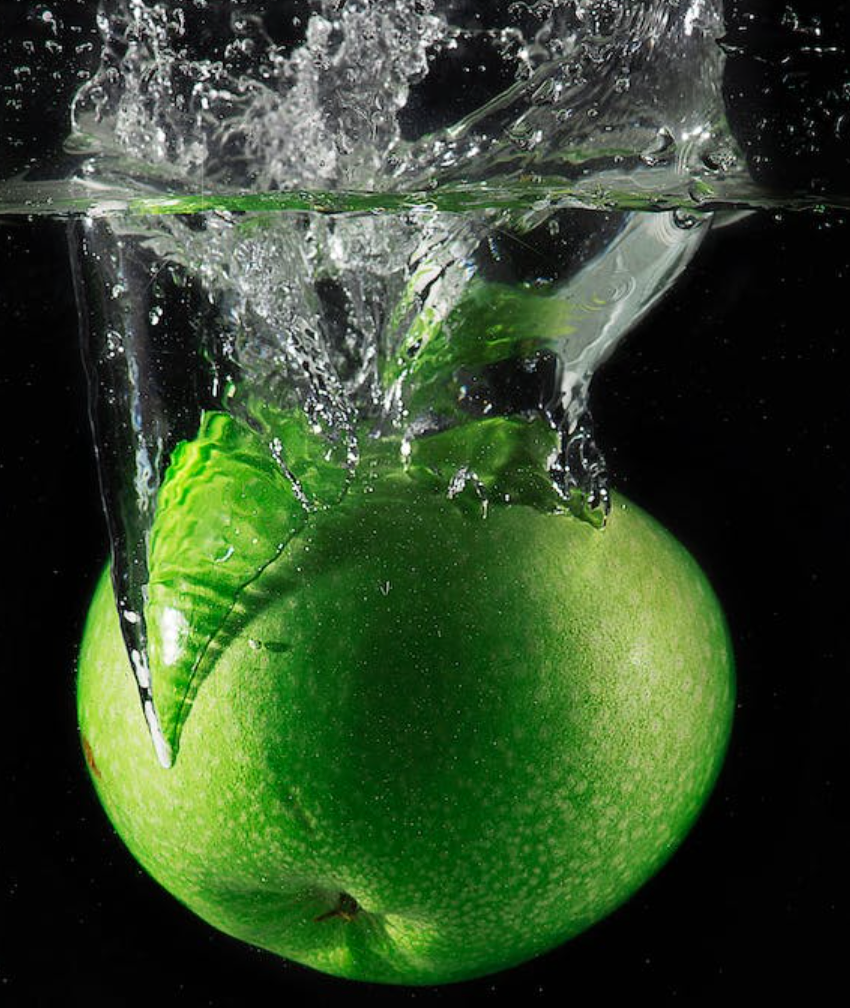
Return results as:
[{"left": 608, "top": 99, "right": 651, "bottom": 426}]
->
[{"left": 1, "top": 2, "right": 846, "bottom": 1006}]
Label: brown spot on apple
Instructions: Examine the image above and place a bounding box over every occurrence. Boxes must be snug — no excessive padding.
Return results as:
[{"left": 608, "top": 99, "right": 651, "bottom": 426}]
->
[{"left": 82, "top": 735, "right": 102, "bottom": 780}]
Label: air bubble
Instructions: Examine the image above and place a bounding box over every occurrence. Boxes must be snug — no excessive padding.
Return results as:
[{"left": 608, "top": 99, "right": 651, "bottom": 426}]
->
[
  {"left": 672, "top": 209, "right": 702, "bottom": 230},
  {"left": 640, "top": 128, "right": 676, "bottom": 167}
]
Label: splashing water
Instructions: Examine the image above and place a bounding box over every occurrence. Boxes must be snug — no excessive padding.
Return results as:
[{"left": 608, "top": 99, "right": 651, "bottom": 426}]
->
[{"left": 3, "top": 0, "right": 838, "bottom": 764}]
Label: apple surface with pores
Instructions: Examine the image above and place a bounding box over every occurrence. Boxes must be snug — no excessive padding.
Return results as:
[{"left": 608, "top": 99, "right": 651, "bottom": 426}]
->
[{"left": 77, "top": 416, "right": 734, "bottom": 986}]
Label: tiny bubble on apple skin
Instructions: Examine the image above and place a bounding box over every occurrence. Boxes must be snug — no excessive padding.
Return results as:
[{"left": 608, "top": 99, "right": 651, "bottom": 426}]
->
[{"left": 77, "top": 445, "right": 734, "bottom": 986}]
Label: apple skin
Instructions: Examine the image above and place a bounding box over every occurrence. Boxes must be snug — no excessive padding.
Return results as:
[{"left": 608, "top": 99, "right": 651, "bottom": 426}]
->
[{"left": 77, "top": 475, "right": 734, "bottom": 986}]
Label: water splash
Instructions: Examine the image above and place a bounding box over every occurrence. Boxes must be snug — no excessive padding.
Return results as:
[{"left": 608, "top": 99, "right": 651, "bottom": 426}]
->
[
  {"left": 4, "top": 2, "right": 848, "bottom": 214},
  {"left": 56, "top": 1, "right": 736, "bottom": 762},
  {"left": 66, "top": 0, "right": 732, "bottom": 195}
]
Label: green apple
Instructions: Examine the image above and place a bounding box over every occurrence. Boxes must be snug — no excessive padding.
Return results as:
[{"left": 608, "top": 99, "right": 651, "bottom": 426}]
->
[{"left": 77, "top": 413, "right": 734, "bottom": 986}]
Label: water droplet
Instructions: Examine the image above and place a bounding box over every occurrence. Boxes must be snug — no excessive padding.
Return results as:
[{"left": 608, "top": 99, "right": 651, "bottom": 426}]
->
[
  {"left": 672, "top": 209, "right": 703, "bottom": 230},
  {"left": 640, "top": 127, "right": 676, "bottom": 167}
]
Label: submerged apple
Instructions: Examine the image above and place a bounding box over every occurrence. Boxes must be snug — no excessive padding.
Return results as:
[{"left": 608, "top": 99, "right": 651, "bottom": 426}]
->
[{"left": 77, "top": 413, "right": 734, "bottom": 985}]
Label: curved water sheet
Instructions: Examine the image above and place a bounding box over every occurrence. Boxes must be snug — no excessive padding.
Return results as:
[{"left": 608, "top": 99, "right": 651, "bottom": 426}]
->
[{"left": 66, "top": 1, "right": 727, "bottom": 766}]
